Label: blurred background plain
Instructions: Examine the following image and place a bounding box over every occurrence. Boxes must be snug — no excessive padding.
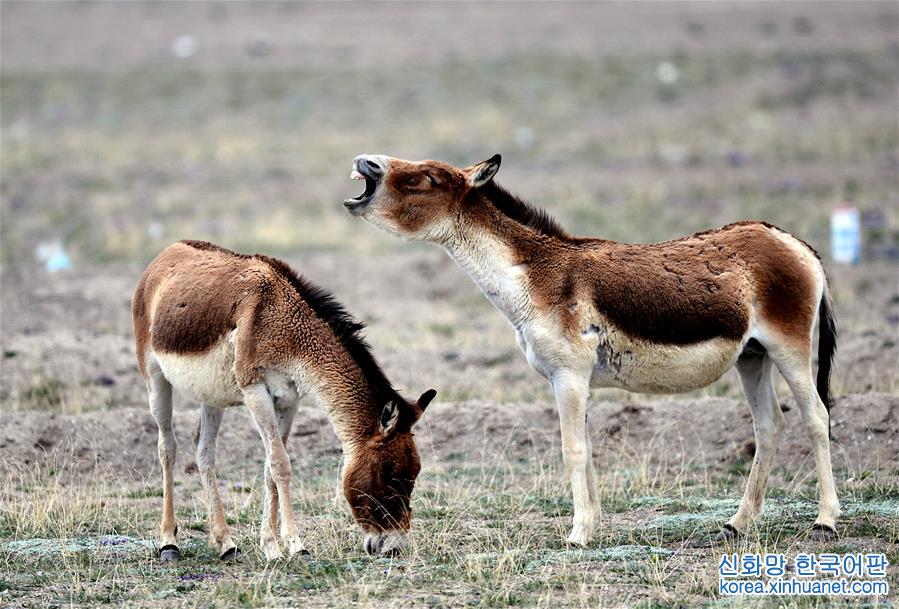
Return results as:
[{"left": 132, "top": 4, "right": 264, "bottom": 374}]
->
[{"left": 1, "top": 1, "right": 897, "bottom": 412}]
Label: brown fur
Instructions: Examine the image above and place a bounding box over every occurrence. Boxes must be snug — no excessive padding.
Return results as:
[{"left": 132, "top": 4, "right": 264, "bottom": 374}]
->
[
  {"left": 344, "top": 433, "right": 420, "bottom": 532},
  {"left": 357, "top": 157, "right": 821, "bottom": 346},
  {"left": 379, "top": 160, "right": 468, "bottom": 235},
  {"left": 133, "top": 241, "right": 435, "bottom": 539}
]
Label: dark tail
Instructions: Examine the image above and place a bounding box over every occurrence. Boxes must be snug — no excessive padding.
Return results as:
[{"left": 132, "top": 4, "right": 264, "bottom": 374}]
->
[{"left": 816, "top": 288, "right": 837, "bottom": 439}]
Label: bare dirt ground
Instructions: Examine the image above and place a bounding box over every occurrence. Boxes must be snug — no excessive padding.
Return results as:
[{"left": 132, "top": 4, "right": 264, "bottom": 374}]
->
[{"left": 1, "top": 2, "right": 898, "bottom": 607}]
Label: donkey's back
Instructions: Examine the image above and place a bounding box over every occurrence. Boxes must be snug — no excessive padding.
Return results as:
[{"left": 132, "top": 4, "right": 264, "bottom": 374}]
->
[
  {"left": 134, "top": 241, "right": 250, "bottom": 358},
  {"left": 570, "top": 220, "right": 824, "bottom": 349}
]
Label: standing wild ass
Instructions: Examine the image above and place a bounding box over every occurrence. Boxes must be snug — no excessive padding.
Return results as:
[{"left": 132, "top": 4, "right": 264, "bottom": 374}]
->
[
  {"left": 133, "top": 240, "right": 436, "bottom": 560},
  {"left": 343, "top": 154, "right": 838, "bottom": 546}
]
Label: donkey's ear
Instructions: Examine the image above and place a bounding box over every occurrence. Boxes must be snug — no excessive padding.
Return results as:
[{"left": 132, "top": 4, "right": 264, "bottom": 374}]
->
[
  {"left": 466, "top": 154, "right": 502, "bottom": 188},
  {"left": 407, "top": 389, "right": 436, "bottom": 427},
  {"left": 379, "top": 401, "right": 401, "bottom": 438},
  {"left": 417, "top": 389, "right": 437, "bottom": 411}
]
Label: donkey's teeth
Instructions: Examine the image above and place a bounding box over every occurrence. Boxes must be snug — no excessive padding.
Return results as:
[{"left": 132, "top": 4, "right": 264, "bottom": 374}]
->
[{"left": 351, "top": 169, "right": 364, "bottom": 180}]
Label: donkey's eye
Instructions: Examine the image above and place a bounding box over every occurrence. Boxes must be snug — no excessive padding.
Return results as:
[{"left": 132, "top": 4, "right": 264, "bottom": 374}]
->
[{"left": 403, "top": 174, "right": 434, "bottom": 191}]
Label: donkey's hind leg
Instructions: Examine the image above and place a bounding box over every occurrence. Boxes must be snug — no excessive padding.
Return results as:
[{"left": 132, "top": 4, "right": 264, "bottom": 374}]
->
[
  {"left": 147, "top": 361, "right": 179, "bottom": 562},
  {"left": 196, "top": 404, "right": 239, "bottom": 560},
  {"left": 770, "top": 351, "right": 840, "bottom": 539},
  {"left": 721, "top": 351, "right": 784, "bottom": 540}
]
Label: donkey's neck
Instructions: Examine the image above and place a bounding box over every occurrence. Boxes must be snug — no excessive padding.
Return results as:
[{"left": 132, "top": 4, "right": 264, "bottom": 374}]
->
[
  {"left": 289, "top": 357, "right": 380, "bottom": 450},
  {"left": 441, "top": 204, "right": 548, "bottom": 329}
]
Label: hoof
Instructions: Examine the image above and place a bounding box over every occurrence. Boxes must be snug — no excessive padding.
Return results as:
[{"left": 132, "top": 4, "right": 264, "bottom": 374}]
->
[
  {"left": 810, "top": 523, "right": 836, "bottom": 541},
  {"left": 565, "top": 521, "right": 594, "bottom": 547},
  {"left": 286, "top": 537, "right": 311, "bottom": 560},
  {"left": 220, "top": 547, "right": 241, "bottom": 562},
  {"left": 159, "top": 544, "right": 180, "bottom": 563},
  {"left": 380, "top": 546, "right": 402, "bottom": 558},
  {"left": 715, "top": 524, "right": 741, "bottom": 543},
  {"left": 288, "top": 548, "right": 311, "bottom": 561},
  {"left": 564, "top": 534, "right": 590, "bottom": 548}
]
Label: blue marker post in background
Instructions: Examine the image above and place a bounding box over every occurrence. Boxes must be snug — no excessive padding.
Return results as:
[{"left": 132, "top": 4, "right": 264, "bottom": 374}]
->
[{"left": 831, "top": 206, "right": 861, "bottom": 265}]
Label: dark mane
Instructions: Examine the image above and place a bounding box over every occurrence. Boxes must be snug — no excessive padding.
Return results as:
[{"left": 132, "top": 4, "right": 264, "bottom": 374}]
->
[
  {"left": 476, "top": 181, "right": 569, "bottom": 239},
  {"left": 259, "top": 255, "right": 400, "bottom": 408},
  {"left": 180, "top": 240, "right": 399, "bottom": 408},
  {"left": 181, "top": 239, "right": 252, "bottom": 257}
]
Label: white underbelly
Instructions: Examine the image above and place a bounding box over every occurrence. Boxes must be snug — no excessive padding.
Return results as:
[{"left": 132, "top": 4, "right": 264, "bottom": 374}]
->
[
  {"left": 516, "top": 316, "right": 743, "bottom": 394},
  {"left": 154, "top": 333, "right": 243, "bottom": 407},
  {"left": 590, "top": 334, "right": 741, "bottom": 393}
]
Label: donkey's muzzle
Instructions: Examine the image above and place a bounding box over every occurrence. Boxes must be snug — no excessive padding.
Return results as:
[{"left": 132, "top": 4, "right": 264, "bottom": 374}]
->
[
  {"left": 355, "top": 157, "right": 383, "bottom": 180},
  {"left": 363, "top": 530, "right": 407, "bottom": 556}
]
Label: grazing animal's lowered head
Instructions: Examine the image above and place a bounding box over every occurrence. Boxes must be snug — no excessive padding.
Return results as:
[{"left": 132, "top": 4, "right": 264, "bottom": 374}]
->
[
  {"left": 344, "top": 388, "right": 436, "bottom": 555},
  {"left": 344, "top": 154, "right": 504, "bottom": 241}
]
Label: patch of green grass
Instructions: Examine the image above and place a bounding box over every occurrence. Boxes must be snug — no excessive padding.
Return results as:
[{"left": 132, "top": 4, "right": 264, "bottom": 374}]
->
[
  {"left": 523, "top": 493, "right": 572, "bottom": 516},
  {"left": 126, "top": 487, "right": 164, "bottom": 500},
  {"left": 19, "top": 377, "right": 65, "bottom": 410},
  {"left": 428, "top": 323, "right": 456, "bottom": 338},
  {"left": 728, "top": 460, "right": 750, "bottom": 477}
]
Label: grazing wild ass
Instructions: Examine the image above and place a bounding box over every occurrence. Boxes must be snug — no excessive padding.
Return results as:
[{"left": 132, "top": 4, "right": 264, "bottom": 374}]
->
[
  {"left": 132, "top": 240, "right": 436, "bottom": 560},
  {"left": 344, "top": 154, "right": 838, "bottom": 546}
]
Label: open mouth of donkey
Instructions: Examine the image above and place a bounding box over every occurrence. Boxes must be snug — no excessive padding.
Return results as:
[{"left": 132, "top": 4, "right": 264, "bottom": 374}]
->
[{"left": 344, "top": 165, "right": 378, "bottom": 212}]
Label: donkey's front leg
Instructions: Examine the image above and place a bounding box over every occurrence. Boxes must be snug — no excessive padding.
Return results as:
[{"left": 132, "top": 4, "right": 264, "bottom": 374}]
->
[
  {"left": 259, "top": 461, "right": 283, "bottom": 560},
  {"left": 583, "top": 421, "right": 599, "bottom": 509},
  {"left": 243, "top": 384, "right": 307, "bottom": 559},
  {"left": 551, "top": 370, "right": 596, "bottom": 546},
  {"left": 259, "top": 402, "right": 301, "bottom": 560}
]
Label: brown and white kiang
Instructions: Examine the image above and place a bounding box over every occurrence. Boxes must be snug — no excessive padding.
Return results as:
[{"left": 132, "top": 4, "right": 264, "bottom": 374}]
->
[
  {"left": 344, "top": 153, "right": 838, "bottom": 546},
  {"left": 133, "top": 240, "right": 436, "bottom": 561}
]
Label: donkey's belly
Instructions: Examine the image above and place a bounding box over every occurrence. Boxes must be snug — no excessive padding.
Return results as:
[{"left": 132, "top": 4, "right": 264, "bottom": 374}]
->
[
  {"left": 589, "top": 332, "right": 742, "bottom": 394},
  {"left": 154, "top": 333, "right": 244, "bottom": 407}
]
